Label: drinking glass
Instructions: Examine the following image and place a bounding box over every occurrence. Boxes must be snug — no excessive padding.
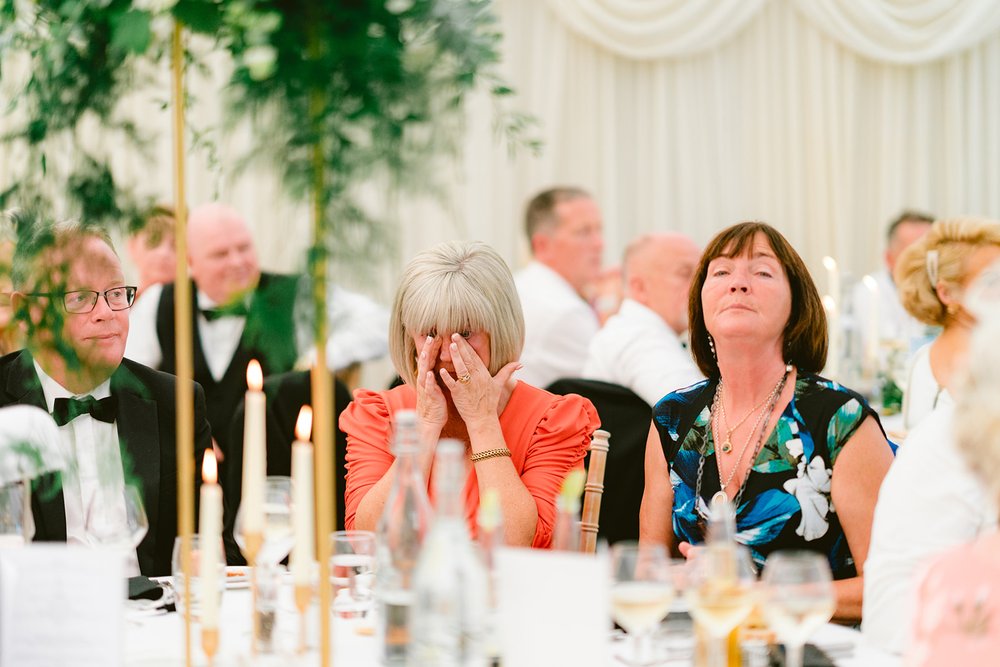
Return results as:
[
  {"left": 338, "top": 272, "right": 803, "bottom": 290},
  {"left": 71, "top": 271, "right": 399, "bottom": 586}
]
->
[
  {"left": 85, "top": 484, "right": 148, "bottom": 551},
  {"left": 235, "top": 476, "right": 294, "bottom": 565},
  {"left": 610, "top": 542, "right": 677, "bottom": 666},
  {"left": 234, "top": 476, "right": 293, "bottom": 652},
  {"left": 760, "top": 551, "right": 835, "bottom": 667},
  {"left": 686, "top": 544, "right": 758, "bottom": 667},
  {"left": 0, "top": 482, "right": 27, "bottom": 547},
  {"left": 171, "top": 534, "right": 226, "bottom": 619},
  {"left": 331, "top": 530, "right": 376, "bottom": 618}
]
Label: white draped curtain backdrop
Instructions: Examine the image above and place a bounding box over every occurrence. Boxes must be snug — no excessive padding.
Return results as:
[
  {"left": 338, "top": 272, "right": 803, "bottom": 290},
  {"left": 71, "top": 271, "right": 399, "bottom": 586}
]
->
[{"left": 3, "top": 0, "right": 1000, "bottom": 295}]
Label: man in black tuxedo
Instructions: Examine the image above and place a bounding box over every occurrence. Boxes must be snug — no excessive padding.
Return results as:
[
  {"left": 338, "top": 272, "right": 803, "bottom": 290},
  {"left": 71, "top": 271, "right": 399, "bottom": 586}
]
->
[{"left": 0, "top": 219, "right": 211, "bottom": 576}]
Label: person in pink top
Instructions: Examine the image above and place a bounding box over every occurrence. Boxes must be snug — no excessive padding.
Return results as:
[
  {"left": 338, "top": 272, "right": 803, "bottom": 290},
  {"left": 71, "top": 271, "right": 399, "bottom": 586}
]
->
[
  {"left": 340, "top": 240, "right": 600, "bottom": 548},
  {"left": 908, "top": 263, "right": 1000, "bottom": 666}
]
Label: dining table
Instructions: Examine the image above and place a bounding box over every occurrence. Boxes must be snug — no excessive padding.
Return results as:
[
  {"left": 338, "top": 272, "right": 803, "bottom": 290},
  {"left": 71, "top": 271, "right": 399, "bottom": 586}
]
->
[{"left": 124, "top": 580, "right": 901, "bottom": 667}]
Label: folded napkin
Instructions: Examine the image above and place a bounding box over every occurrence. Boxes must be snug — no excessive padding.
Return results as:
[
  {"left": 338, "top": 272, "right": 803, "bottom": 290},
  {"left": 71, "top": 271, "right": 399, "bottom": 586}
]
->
[
  {"left": 128, "top": 575, "right": 164, "bottom": 601},
  {"left": 769, "top": 644, "right": 836, "bottom": 667}
]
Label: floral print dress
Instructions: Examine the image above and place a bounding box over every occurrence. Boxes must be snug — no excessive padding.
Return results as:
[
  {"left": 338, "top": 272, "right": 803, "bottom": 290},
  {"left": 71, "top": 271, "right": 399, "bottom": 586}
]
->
[{"left": 653, "top": 373, "right": 883, "bottom": 579}]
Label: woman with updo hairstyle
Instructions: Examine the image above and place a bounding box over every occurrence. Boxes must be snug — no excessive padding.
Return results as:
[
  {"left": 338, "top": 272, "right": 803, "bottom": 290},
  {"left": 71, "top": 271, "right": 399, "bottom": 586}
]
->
[
  {"left": 906, "top": 266, "right": 1000, "bottom": 665},
  {"left": 340, "top": 240, "right": 599, "bottom": 548},
  {"left": 893, "top": 217, "right": 1000, "bottom": 430}
]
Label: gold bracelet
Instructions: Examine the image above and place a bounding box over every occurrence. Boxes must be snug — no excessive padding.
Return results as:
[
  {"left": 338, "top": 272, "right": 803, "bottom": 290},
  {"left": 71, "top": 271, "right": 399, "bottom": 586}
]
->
[{"left": 470, "top": 447, "right": 512, "bottom": 463}]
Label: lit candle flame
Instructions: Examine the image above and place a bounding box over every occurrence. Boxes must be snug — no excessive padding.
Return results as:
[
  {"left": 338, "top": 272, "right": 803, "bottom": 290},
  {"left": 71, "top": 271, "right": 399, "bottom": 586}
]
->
[
  {"left": 295, "top": 405, "right": 314, "bottom": 442},
  {"left": 822, "top": 256, "right": 837, "bottom": 272},
  {"left": 202, "top": 449, "right": 218, "bottom": 484},
  {"left": 862, "top": 274, "right": 878, "bottom": 293},
  {"left": 247, "top": 359, "right": 263, "bottom": 391}
]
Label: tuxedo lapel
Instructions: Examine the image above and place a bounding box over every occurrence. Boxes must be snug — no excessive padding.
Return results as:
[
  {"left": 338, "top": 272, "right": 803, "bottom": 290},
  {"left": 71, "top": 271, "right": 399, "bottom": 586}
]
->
[
  {"left": 111, "top": 364, "right": 160, "bottom": 574},
  {"left": 2, "top": 351, "right": 68, "bottom": 542}
]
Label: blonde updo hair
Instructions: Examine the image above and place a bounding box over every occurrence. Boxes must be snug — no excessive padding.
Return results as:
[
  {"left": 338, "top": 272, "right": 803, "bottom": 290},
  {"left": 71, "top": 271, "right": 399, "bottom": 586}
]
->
[
  {"left": 954, "top": 261, "right": 1000, "bottom": 502},
  {"left": 893, "top": 217, "right": 1000, "bottom": 326},
  {"left": 388, "top": 240, "right": 524, "bottom": 387}
]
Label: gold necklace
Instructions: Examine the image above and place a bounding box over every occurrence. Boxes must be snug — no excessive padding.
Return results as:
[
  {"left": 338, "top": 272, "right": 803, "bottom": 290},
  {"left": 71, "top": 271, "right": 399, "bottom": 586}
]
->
[
  {"left": 715, "top": 376, "right": 784, "bottom": 453},
  {"left": 714, "top": 393, "right": 772, "bottom": 490}
]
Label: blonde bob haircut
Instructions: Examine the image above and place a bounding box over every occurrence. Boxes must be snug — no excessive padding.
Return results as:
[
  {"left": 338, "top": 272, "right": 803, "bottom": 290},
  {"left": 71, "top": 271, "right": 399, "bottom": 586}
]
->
[
  {"left": 389, "top": 240, "right": 525, "bottom": 386},
  {"left": 894, "top": 217, "right": 1000, "bottom": 326}
]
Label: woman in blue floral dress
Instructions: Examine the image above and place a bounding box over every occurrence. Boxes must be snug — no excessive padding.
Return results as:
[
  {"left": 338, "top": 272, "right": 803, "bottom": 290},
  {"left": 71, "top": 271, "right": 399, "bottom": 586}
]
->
[{"left": 639, "top": 222, "right": 894, "bottom": 623}]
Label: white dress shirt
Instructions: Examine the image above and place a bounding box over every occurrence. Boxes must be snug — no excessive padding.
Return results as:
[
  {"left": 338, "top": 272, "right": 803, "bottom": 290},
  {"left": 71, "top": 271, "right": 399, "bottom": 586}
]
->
[
  {"left": 582, "top": 298, "right": 703, "bottom": 406},
  {"left": 862, "top": 404, "right": 998, "bottom": 653},
  {"left": 514, "top": 261, "right": 600, "bottom": 389},
  {"left": 126, "top": 281, "right": 390, "bottom": 377},
  {"left": 34, "top": 363, "right": 141, "bottom": 576}
]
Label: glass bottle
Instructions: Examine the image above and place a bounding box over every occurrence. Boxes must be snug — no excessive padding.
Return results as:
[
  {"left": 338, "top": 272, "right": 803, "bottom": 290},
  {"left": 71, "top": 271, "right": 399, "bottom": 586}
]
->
[
  {"left": 476, "top": 489, "right": 503, "bottom": 667},
  {"left": 375, "top": 410, "right": 433, "bottom": 666},
  {"left": 409, "top": 439, "right": 489, "bottom": 667}
]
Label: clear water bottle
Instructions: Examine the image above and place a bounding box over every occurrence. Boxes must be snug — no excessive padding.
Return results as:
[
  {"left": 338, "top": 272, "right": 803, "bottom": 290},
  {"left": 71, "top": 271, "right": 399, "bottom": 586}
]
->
[
  {"left": 551, "top": 469, "right": 585, "bottom": 551},
  {"left": 409, "top": 439, "right": 489, "bottom": 667},
  {"left": 375, "top": 410, "right": 433, "bottom": 666}
]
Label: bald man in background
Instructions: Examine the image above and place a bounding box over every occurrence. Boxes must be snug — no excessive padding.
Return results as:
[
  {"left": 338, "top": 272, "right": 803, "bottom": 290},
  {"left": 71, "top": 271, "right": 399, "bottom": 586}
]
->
[{"left": 583, "top": 233, "right": 703, "bottom": 406}]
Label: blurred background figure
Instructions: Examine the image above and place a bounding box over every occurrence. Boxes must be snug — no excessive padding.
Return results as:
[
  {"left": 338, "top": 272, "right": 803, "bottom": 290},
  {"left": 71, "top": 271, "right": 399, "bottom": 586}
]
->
[
  {"left": 863, "top": 257, "right": 1000, "bottom": 654},
  {"left": 515, "top": 186, "right": 604, "bottom": 389},
  {"left": 893, "top": 217, "right": 1000, "bottom": 430},
  {"left": 126, "top": 204, "right": 177, "bottom": 297},
  {"left": 906, "top": 264, "right": 1000, "bottom": 665},
  {"left": 583, "top": 232, "right": 703, "bottom": 406},
  {"left": 641, "top": 222, "right": 892, "bottom": 623}
]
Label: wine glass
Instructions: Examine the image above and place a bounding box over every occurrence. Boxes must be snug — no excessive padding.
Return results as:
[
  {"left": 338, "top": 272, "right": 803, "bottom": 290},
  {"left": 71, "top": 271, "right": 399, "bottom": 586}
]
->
[
  {"left": 0, "top": 482, "right": 27, "bottom": 547},
  {"left": 85, "top": 484, "right": 149, "bottom": 551},
  {"left": 610, "top": 542, "right": 677, "bottom": 666},
  {"left": 331, "top": 530, "right": 376, "bottom": 618},
  {"left": 760, "top": 551, "right": 835, "bottom": 667},
  {"left": 686, "top": 544, "right": 758, "bottom": 667},
  {"left": 235, "top": 476, "right": 294, "bottom": 565}
]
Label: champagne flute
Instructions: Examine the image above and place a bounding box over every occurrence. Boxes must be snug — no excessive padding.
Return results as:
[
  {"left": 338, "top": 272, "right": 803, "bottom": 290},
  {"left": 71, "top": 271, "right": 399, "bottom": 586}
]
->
[
  {"left": 760, "top": 551, "right": 835, "bottom": 667},
  {"left": 686, "top": 544, "right": 758, "bottom": 667},
  {"left": 610, "top": 542, "right": 676, "bottom": 666},
  {"left": 85, "top": 484, "right": 149, "bottom": 551}
]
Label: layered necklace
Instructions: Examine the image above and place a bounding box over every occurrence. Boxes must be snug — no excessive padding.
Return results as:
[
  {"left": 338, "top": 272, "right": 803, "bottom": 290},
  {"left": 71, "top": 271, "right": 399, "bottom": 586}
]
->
[
  {"left": 695, "top": 364, "right": 794, "bottom": 514},
  {"left": 713, "top": 379, "right": 783, "bottom": 454}
]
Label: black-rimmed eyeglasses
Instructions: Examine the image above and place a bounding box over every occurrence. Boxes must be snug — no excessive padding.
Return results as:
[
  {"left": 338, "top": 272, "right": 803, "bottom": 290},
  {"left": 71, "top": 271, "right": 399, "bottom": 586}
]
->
[{"left": 25, "top": 286, "right": 138, "bottom": 314}]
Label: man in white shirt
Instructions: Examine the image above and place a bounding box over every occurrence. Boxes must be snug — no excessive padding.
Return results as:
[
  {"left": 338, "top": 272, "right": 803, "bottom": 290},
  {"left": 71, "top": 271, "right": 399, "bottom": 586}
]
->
[
  {"left": 1, "top": 218, "right": 211, "bottom": 576},
  {"left": 851, "top": 211, "right": 935, "bottom": 359},
  {"left": 126, "top": 203, "right": 388, "bottom": 469},
  {"left": 514, "top": 187, "right": 604, "bottom": 388},
  {"left": 583, "top": 233, "right": 704, "bottom": 406}
]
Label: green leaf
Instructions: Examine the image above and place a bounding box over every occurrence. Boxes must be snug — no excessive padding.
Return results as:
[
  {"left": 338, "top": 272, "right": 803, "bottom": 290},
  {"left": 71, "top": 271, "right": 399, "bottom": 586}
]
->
[
  {"left": 111, "top": 9, "right": 153, "bottom": 55},
  {"left": 172, "top": 0, "right": 223, "bottom": 34}
]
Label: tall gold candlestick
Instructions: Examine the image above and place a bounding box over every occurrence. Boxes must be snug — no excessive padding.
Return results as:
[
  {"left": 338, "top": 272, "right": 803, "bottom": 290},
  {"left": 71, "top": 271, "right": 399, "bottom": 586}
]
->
[{"left": 170, "top": 20, "right": 195, "bottom": 667}]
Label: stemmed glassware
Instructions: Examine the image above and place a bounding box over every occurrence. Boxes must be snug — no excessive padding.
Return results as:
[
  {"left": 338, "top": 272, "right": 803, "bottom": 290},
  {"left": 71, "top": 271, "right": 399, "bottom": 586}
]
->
[
  {"left": 331, "top": 530, "right": 376, "bottom": 619},
  {"left": 235, "top": 476, "right": 294, "bottom": 652},
  {"left": 686, "top": 544, "right": 758, "bottom": 667},
  {"left": 85, "top": 484, "right": 149, "bottom": 552},
  {"left": 760, "top": 551, "right": 835, "bottom": 667},
  {"left": 610, "top": 542, "right": 679, "bottom": 666}
]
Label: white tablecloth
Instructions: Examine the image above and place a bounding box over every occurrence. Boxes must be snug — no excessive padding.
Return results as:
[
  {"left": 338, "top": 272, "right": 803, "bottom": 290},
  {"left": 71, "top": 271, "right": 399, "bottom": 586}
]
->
[{"left": 125, "top": 586, "right": 900, "bottom": 666}]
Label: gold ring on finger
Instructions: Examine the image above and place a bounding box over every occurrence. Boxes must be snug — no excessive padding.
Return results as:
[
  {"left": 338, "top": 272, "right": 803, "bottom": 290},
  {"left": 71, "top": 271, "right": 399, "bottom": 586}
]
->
[{"left": 457, "top": 372, "right": 472, "bottom": 384}]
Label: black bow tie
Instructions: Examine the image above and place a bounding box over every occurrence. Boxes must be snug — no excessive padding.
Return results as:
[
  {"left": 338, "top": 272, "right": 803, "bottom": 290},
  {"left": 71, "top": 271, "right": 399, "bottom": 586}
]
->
[
  {"left": 200, "top": 303, "right": 249, "bottom": 321},
  {"left": 52, "top": 396, "right": 118, "bottom": 427}
]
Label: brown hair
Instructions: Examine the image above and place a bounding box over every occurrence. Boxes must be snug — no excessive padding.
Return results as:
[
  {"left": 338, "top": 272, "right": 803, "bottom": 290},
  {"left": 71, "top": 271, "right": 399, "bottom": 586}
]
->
[
  {"left": 688, "top": 222, "right": 827, "bottom": 377},
  {"left": 523, "top": 186, "right": 591, "bottom": 242},
  {"left": 893, "top": 217, "right": 1000, "bottom": 326}
]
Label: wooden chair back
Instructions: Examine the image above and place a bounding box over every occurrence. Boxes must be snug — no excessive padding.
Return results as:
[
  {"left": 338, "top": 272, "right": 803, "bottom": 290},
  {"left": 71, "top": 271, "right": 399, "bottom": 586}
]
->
[{"left": 579, "top": 429, "right": 610, "bottom": 554}]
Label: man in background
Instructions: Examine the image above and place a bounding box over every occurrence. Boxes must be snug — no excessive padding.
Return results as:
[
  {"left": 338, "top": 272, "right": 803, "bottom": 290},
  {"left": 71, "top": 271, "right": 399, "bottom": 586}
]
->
[
  {"left": 126, "top": 204, "right": 177, "bottom": 297},
  {"left": 583, "top": 233, "right": 703, "bottom": 406},
  {"left": 514, "top": 187, "right": 604, "bottom": 389},
  {"left": 1, "top": 218, "right": 210, "bottom": 576},
  {"left": 126, "top": 203, "right": 388, "bottom": 470},
  {"left": 851, "top": 210, "right": 935, "bottom": 358}
]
